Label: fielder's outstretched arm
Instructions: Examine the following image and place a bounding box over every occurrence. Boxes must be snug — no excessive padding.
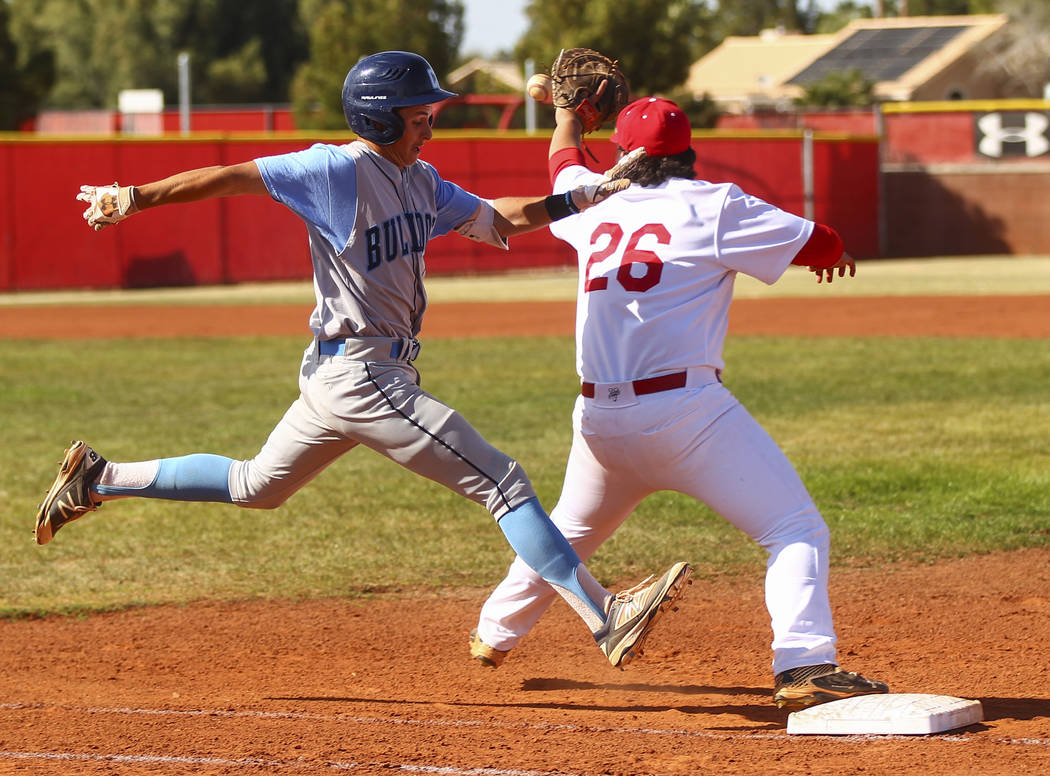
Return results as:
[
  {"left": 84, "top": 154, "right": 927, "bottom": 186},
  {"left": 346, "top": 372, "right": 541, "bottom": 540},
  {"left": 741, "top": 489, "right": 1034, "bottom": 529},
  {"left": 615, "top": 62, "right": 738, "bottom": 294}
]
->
[{"left": 789, "top": 222, "right": 857, "bottom": 283}]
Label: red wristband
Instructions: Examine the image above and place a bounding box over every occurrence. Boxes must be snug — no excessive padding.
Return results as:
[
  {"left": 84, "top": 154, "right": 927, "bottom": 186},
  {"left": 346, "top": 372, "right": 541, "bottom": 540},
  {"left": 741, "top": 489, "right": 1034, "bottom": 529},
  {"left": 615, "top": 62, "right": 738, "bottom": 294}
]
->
[
  {"left": 549, "top": 147, "right": 587, "bottom": 185},
  {"left": 792, "top": 223, "right": 843, "bottom": 269}
]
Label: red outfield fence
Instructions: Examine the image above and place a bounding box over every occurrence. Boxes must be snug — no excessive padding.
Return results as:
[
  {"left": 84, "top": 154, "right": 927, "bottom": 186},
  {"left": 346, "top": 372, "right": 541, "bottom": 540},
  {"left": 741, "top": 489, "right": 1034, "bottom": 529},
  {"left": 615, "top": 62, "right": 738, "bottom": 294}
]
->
[{"left": 0, "top": 131, "right": 877, "bottom": 291}]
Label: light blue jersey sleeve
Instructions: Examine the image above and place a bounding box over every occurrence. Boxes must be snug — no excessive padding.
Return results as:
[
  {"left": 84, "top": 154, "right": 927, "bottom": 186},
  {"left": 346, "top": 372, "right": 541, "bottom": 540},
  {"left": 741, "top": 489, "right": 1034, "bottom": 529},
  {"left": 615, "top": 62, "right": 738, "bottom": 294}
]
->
[
  {"left": 255, "top": 144, "right": 357, "bottom": 251},
  {"left": 429, "top": 172, "right": 483, "bottom": 238}
]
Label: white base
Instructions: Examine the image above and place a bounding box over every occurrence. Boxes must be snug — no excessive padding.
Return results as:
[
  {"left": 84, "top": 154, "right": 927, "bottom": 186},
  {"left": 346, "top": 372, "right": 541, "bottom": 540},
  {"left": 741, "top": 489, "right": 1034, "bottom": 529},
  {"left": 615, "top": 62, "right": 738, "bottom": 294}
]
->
[{"left": 787, "top": 693, "right": 983, "bottom": 735}]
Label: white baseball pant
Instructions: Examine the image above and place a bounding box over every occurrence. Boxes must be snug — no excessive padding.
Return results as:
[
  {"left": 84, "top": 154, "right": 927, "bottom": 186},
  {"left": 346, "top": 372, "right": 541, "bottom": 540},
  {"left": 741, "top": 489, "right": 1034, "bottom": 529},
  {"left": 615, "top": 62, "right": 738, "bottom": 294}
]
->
[{"left": 476, "top": 371, "right": 838, "bottom": 674}]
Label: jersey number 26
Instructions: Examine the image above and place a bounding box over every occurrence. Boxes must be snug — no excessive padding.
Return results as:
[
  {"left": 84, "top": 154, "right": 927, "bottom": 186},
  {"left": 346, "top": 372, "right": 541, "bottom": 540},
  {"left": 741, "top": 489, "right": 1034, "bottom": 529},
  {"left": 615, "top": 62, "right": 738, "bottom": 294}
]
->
[{"left": 584, "top": 223, "right": 670, "bottom": 294}]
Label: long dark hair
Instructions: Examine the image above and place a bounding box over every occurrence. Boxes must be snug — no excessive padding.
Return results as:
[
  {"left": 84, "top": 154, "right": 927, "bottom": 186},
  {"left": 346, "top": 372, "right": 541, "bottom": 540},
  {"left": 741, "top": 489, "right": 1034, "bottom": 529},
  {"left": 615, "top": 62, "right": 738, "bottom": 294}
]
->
[{"left": 614, "top": 148, "right": 697, "bottom": 187}]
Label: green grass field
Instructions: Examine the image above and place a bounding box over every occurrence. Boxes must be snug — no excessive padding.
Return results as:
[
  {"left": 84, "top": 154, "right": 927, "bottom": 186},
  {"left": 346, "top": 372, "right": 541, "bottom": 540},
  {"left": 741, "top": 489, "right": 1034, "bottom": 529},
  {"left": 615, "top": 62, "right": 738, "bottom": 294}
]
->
[
  {"left": 3, "top": 255, "right": 1050, "bottom": 307},
  {"left": 2, "top": 335, "right": 1048, "bottom": 617},
  {"left": 2, "top": 257, "right": 1049, "bottom": 617}
]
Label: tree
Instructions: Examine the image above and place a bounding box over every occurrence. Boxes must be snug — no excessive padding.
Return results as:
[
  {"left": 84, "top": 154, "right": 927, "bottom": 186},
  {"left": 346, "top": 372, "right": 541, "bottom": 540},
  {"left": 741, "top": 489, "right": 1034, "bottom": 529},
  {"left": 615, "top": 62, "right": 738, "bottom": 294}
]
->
[
  {"left": 877, "top": 0, "right": 998, "bottom": 13},
  {"left": 8, "top": 0, "right": 100, "bottom": 108},
  {"left": 813, "top": 1, "right": 873, "bottom": 34},
  {"left": 6, "top": 0, "right": 308, "bottom": 109},
  {"left": 710, "top": 0, "right": 817, "bottom": 38},
  {"left": 976, "top": 0, "right": 1050, "bottom": 97},
  {"left": 188, "top": 0, "right": 309, "bottom": 104},
  {"left": 0, "top": 0, "right": 54, "bottom": 128},
  {"left": 795, "top": 68, "right": 875, "bottom": 107},
  {"left": 665, "top": 88, "right": 721, "bottom": 128},
  {"left": 514, "top": 0, "right": 715, "bottom": 97},
  {"left": 291, "top": 0, "right": 464, "bottom": 130}
]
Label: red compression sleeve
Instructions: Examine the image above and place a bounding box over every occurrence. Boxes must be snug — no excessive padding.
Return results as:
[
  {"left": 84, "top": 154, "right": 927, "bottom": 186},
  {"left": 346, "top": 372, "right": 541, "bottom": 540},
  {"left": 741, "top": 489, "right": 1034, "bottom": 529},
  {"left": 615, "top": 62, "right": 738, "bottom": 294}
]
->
[
  {"left": 549, "top": 147, "right": 588, "bottom": 185},
  {"left": 791, "top": 223, "right": 844, "bottom": 269}
]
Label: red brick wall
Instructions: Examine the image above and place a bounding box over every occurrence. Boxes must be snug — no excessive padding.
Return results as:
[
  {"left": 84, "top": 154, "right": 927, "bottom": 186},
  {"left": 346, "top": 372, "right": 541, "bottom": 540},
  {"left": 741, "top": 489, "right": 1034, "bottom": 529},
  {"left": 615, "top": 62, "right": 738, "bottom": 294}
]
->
[{"left": 882, "top": 167, "right": 1050, "bottom": 257}]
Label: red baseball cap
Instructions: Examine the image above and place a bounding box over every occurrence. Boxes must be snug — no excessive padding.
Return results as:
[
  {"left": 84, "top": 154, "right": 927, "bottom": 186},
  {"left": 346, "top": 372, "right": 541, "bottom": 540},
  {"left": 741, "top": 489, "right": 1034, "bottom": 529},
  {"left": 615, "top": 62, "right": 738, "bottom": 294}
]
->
[{"left": 610, "top": 97, "right": 692, "bottom": 157}]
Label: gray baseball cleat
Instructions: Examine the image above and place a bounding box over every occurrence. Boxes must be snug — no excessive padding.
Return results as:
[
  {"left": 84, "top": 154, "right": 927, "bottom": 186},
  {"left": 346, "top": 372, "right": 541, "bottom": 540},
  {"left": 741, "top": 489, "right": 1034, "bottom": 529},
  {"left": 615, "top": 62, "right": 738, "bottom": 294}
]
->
[
  {"left": 773, "top": 664, "right": 889, "bottom": 710},
  {"left": 34, "top": 441, "right": 107, "bottom": 545},
  {"left": 594, "top": 561, "right": 693, "bottom": 668}
]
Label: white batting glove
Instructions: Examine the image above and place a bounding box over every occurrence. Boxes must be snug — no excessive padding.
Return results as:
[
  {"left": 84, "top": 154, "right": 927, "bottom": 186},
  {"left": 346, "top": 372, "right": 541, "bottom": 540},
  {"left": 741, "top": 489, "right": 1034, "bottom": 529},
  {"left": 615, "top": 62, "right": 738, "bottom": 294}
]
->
[
  {"left": 568, "top": 177, "right": 629, "bottom": 211},
  {"left": 567, "top": 148, "right": 645, "bottom": 212},
  {"left": 562, "top": 148, "right": 642, "bottom": 212},
  {"left": 603, "top": 147, "right": 646, "bottom": 179},
  {"left": 77, "top": 182, "right": 139, "bottom": 231}
]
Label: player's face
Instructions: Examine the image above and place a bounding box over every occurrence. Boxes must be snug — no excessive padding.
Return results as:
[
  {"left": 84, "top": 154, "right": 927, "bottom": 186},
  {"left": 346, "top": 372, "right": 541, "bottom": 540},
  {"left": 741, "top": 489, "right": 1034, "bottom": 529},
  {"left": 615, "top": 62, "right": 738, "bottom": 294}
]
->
[{"left": 384, "top": 105, "right": 436, "bottom": 168}]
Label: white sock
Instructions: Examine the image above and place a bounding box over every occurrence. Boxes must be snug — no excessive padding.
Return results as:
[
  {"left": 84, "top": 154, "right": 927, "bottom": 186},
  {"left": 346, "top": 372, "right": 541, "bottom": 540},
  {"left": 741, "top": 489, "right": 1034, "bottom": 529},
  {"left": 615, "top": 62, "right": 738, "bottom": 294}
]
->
[
  {"left": 550, "top": 564, "right": 613, "bottom": 633},
  {"left": 93, "top": 460, "right": 159, "bottom": 501}
]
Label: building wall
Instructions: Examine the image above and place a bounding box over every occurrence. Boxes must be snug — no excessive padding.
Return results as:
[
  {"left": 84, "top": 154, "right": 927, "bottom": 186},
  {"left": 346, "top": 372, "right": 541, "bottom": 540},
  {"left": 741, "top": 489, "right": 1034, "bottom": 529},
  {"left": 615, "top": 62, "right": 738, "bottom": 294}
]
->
[
  {"left": 911, "top": 51, "right": 1028, "bottom": 102},
  {"left": 883, "top": 164, "right": 1050, "bottom": 257},
  {"left": 717, "top": 101, "right": 1050, "bottom": 258}
]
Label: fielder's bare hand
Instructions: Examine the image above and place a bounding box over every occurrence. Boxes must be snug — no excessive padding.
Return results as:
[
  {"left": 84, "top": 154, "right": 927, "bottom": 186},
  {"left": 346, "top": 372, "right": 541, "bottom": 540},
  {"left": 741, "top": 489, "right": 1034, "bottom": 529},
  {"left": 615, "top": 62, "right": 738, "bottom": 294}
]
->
[
  {"left": 77, "top": 182, "right": 139, "bottom": 231},
  {"left": 810, "top": 253, "right": 856, "bottom": 284}
]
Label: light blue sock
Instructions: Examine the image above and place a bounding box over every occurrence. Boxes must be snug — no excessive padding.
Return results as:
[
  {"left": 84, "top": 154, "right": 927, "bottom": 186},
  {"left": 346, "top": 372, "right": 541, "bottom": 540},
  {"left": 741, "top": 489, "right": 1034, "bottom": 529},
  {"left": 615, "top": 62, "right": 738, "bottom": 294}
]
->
[
  {"left": 94, "top": 454, "right": 234, "bottom": 503},
  {"left": 497, "top": 497, "right": 604, "bottom": 618}
]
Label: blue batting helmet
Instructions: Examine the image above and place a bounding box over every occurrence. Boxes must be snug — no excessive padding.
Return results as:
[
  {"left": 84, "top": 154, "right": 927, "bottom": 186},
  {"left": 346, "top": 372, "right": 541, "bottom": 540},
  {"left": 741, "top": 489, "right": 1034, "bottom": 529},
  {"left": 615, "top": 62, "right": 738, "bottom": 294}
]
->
[{"left": 341, "top": 51, "right": 457, "bottom": 145}]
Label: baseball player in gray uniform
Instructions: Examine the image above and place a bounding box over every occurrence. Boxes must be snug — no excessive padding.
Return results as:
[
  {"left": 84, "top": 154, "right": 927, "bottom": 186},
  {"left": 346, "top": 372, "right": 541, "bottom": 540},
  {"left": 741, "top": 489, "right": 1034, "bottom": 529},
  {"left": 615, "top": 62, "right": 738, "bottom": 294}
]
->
[
  {"left": 468, "top": 96, "right": 889, "bottom": 709},
  {"left": 35, "top": 52, "right": 692, "bottom": 668}
]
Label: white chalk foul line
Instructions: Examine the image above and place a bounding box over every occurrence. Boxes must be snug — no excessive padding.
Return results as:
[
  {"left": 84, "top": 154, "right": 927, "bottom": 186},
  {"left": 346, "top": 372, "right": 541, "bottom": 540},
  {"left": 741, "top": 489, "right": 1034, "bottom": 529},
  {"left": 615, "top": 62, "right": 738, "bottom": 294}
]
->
[
  {"left": 2, "top": 699, "right": 1048, "bottom": 751},
  {"left": 0, "top": 751, "right": 568, "bottom": 775},
  {"left": 0, "top": 700, "right": 783, "bottom": 741},
  {"left": 0, "top": 750, "right": 293, "bottom": 769}
]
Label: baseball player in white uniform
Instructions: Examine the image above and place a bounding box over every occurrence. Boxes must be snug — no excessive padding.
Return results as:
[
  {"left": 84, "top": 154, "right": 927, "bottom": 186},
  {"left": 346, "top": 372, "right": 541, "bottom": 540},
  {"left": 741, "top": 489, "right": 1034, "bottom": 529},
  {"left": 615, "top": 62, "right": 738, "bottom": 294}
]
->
[
  {"left": 469, "top": 97, "right": 889, "bottom": 709},
  {"left": 34, "top": 53, "right": 693, "bottom": 669}
]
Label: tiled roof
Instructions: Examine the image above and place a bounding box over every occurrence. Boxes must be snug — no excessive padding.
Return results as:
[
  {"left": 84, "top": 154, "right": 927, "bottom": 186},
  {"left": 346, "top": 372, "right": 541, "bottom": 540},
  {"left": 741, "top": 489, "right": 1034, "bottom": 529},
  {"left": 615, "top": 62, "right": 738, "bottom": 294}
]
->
[
  {"left": 687, "top": 14, "right": 1010, "bottom": 109},
  {"left": 788, "top": 24, "right": 968, "bottom": 84}
]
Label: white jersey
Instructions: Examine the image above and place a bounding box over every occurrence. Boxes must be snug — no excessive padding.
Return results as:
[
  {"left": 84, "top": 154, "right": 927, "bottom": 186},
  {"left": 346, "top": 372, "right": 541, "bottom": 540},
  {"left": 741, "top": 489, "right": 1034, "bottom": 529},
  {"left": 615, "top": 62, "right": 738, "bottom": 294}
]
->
[
  {"left": 256, "top": 141, "right": 479, "bottom": 341},
  {"left": 477, "top": 161, "right": 844, "bottom": 676},
  {"left": 551, "top": 164, "right": 814, "bottom": 382}
]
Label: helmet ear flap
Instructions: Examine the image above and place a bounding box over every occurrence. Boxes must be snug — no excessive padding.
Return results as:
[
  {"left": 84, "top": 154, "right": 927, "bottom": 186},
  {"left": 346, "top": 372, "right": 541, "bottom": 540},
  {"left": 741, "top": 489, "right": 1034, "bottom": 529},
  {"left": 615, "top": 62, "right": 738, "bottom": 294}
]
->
[{"left": 347, "top": 107, "right": 405, "bottom": 146}]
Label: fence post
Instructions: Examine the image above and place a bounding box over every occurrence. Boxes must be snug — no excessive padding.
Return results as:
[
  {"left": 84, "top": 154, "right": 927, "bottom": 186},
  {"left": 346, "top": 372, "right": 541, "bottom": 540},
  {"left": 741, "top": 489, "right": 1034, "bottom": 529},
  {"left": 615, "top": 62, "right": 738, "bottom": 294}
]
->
[
  {"left": 874, "top": 102, "right": 886, "bottom": 258},
  {"left": 178, "top": 52, "right": 191, "bottom": 136},
  {"left": 802, "top": 129, "right": 814, "bottom": 221},
  {"left": 524, "top": 59, "right": 536, "bottom": 134}
]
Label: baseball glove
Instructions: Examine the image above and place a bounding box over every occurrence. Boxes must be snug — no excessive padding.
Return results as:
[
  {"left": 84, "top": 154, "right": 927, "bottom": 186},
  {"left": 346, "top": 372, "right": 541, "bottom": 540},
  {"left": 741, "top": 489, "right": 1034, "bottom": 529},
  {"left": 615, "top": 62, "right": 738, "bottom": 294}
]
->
[{"left": 550, "top": 48, "right": 629, "bottom": 133}]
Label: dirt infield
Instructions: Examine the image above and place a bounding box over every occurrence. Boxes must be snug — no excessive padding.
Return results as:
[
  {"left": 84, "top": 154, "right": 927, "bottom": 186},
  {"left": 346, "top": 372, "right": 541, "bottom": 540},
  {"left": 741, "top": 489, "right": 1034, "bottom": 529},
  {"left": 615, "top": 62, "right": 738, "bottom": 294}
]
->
[
  {"left": 2, "top": 549, "right": 1048, "bottom": 775},
  {"left": 2, "top": 295, "right": 1049, "bottom": 775},
  {"left": 3, "top": 294, "right": 1050, "bottom": 339}
]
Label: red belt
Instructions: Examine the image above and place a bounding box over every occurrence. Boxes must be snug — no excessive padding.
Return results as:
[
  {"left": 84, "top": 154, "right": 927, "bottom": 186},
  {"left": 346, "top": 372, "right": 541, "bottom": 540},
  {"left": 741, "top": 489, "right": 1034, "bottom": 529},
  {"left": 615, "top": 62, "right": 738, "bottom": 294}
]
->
[{"left": 582, "top": 371, "right": 688, "bottom": 398}]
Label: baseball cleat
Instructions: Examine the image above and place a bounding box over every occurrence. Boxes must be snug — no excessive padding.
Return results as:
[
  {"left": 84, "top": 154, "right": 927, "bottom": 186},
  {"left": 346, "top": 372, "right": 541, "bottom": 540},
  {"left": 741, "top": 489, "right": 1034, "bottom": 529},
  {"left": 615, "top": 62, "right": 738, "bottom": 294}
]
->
[
  {"left": 594, "top": 561, "right": 692, "bottom": 668},
  {"left": 468, "top": 628, "right": 509, "bottom": 668},
  {"left": 34, "top": 441, "right": 107, "bottom": 545},
  {"left": 773, "top": 664, "right": 889, "bottom": 710}
]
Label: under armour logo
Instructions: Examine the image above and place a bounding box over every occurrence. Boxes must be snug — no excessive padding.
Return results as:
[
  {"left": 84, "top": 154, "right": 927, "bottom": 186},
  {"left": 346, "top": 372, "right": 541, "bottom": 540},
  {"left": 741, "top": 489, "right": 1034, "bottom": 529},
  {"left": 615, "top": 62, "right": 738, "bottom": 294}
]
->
[
  {"left": 606, "top": 386, "right": 621, "bottom": 402},
  {"left": 977, "top": 112, "right": 1050, "bottom": 158}
]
